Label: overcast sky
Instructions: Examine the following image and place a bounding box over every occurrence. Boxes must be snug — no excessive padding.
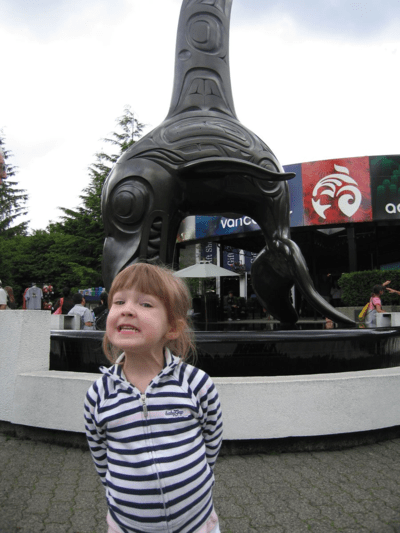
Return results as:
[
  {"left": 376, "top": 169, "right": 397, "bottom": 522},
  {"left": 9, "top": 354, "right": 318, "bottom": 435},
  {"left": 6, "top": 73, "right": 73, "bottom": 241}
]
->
[{"left": 1, "top": 0, "right": 399, "bottom": 232}]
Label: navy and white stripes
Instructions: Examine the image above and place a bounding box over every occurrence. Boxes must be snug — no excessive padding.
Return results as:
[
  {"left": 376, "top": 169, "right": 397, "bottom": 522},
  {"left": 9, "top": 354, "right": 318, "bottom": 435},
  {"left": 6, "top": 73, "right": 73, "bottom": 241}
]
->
[{"left": 84, "top": 349, "right": 223, "bottom": 533}]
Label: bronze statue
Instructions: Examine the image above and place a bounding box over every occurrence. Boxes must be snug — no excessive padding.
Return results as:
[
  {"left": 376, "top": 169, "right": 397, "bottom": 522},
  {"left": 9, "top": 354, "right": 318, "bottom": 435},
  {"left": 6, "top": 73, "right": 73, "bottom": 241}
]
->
[{"left": 101, "top": 0, "right": 354, "bottom": 327}]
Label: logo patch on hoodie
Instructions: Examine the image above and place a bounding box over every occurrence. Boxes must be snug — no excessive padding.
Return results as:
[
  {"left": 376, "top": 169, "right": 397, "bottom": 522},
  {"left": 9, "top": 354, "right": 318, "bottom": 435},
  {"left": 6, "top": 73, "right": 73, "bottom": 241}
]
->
[{"left": 165, "top": 409, "right": 184, "bottom": 417}]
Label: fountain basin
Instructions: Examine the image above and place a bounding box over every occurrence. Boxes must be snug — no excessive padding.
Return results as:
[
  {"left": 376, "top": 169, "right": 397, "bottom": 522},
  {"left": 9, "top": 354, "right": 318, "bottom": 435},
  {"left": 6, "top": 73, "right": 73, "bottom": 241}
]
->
[
  {"left": 2, "top": 312, "right": 400, "bottom": 445},
  {"left": 50, "top": 328, "right": 400, "bottom": 376}
]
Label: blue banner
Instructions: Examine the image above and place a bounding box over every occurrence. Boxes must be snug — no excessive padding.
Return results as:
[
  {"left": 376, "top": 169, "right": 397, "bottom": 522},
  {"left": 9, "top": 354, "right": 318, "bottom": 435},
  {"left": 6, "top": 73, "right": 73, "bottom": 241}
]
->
[
  {"left": 200, "top": 241, "right": 217, "bottom": 264},
  {"left": 196, "top": 215, "right": 259, "bottom": 239},
  {"left": 285, "top": 163, "right": 303, "bottom": 227},
  {"left": 223, "top": 249, "right": 239, "bottom": 272}
]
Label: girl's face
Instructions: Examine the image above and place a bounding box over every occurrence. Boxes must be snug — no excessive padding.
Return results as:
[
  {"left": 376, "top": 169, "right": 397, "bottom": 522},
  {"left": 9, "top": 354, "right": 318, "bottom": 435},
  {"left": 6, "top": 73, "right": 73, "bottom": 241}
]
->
[{"left": 107, "top": 287, "right": 178, "bottom": 359}]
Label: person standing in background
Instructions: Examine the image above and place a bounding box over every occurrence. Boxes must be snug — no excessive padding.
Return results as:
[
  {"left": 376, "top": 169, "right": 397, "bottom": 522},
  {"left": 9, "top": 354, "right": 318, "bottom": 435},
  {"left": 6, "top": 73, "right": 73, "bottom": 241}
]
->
[
  {"left": 365, "top": 281, "right": 391, "bottom": 328},
  {"left": 4, "top": 286, "right": 16, "bottom": 309},
  {"left": 93, "top": 291, "right": 108, "bottom": 318},
  {"left": 224, "top": 290, "right": 240, "bottom": 320},
  {"left": 68, "top": 293, "right": 94, "bottom": 330},
  {"left": 52, "top": 287, "right": 74, "bottom": 314},
  {"left": 0, "top": 280, "right": 7, "bottom": 310},
  {"left": 93, "top": 291, "right": 109, "bottom": 330},
  {"left": 330, "top": 280, "right": 342, "bottom": 307}
]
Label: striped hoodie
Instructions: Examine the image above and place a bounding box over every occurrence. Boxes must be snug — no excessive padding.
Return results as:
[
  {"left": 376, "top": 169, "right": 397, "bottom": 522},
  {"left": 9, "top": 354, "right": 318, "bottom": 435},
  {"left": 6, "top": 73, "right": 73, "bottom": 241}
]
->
[{"left": 84, "top": 349, "right": 223, "bottom": 533}]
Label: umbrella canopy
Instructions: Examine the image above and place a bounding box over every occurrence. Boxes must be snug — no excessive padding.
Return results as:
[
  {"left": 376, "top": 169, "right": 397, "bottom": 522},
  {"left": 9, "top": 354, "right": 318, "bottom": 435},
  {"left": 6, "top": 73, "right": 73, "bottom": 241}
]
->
[{"left": 174, "top": 262, "right": 239, "bottom": 278}]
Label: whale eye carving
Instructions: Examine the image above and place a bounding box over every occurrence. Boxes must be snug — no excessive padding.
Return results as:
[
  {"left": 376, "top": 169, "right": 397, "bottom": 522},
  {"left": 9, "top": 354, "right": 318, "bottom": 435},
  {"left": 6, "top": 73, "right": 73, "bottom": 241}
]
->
[
  {"left": 109, "top": 180, "right": 149, "bottom": 228},
  {"left": 187, "top": 14, "right": 223, "bottom": 54}
]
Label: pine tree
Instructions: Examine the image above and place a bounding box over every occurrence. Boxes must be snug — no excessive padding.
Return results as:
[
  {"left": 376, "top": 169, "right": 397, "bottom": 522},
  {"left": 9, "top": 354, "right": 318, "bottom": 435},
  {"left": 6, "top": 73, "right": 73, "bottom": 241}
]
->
[
  {"left": 52, "top": 105, "right": 144, "bottom": 229},
  {"left": 48, "top": 106, "right": 145, "bottom": 286},
  {"left": 0, "top": 108, "right": 144, "bottom": 300},
  {"left": 0, "top": 131, "right": 29, "bottom": 237}
]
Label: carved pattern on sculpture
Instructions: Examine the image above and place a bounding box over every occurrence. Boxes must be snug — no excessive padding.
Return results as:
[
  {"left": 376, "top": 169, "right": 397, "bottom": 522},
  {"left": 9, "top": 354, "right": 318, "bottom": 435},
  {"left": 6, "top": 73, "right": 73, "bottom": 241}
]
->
[
  {"left": 101, "top": 0, "right": 355, "bottom": 326},
  {"left": 187, "top": 0, "right": 228, "bottom": 15}
]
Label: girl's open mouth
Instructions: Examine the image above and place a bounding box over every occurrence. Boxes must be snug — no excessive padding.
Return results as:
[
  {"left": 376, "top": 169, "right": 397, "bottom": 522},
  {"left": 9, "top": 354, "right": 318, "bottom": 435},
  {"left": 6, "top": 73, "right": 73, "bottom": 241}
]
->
[{"left": 117, "top": 325, "right": 139, "bottom": 332}]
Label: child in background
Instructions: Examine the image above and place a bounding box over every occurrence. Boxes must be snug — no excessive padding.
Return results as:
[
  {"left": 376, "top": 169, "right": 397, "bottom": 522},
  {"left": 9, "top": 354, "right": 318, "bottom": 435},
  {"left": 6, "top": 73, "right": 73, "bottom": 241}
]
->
[
  {"left": 365, "top": 281, "right": 391, "bottom": 328},
  {"left": 84, "top": 263, "right": 223, "bottom": 533}
]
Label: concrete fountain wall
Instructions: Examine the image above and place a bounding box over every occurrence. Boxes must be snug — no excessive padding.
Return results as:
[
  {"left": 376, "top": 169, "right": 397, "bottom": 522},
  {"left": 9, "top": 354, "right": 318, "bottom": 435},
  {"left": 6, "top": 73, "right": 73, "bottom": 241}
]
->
[{"left": 1, "top": 311, "right": 400, "bottom": 443}]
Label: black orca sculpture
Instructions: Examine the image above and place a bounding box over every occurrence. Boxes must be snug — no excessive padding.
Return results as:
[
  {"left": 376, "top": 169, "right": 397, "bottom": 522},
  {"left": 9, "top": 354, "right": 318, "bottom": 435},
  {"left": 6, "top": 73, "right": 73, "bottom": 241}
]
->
[{"left": 101, "top": 0, "right": 354, "bottom": 327}]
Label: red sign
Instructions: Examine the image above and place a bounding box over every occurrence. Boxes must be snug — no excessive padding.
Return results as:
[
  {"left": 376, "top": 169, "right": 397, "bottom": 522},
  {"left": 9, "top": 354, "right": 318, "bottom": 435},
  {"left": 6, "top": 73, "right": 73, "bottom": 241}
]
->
[{"left": 303, "top": 157, "right": 372, "bottom": 226}]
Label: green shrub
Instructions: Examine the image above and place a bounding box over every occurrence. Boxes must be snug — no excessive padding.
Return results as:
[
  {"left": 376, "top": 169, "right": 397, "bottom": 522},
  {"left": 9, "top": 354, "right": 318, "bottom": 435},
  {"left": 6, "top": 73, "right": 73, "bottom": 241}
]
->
[{"left": 339, "top": 270, "right": 400, "bottom": 306}]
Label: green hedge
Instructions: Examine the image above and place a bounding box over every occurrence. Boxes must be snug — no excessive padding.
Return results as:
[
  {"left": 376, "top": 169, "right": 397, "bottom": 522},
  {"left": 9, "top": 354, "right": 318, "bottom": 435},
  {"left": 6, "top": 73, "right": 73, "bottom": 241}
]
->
[{"left": 339, "top": 270, "right": 400, "bottom": 306}]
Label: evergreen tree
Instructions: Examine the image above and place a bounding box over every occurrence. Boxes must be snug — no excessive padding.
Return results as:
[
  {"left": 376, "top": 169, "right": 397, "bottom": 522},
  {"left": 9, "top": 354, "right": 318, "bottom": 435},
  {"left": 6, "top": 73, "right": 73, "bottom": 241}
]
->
[
  {"left": 0, "top": 131, "right": 29, "bottom": 237},
  {"left": 0, "top": 107, "right": 144, "bottom": 303},
  {"left": 48, "top": 106, "right": 145, "bottom": 287}
]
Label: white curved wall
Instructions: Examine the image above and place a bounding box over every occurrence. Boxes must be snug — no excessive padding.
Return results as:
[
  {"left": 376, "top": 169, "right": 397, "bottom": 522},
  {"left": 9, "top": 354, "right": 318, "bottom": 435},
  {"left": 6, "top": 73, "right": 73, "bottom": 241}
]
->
[{"left": 1, "top": 311, "right": 400, "bottom": 438}]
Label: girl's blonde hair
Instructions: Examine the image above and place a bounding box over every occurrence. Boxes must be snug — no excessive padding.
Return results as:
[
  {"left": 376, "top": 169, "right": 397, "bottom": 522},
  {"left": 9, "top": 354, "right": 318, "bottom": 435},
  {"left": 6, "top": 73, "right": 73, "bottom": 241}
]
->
[{"left": 103, "top": 262, "right": 196, "bottom": 364}]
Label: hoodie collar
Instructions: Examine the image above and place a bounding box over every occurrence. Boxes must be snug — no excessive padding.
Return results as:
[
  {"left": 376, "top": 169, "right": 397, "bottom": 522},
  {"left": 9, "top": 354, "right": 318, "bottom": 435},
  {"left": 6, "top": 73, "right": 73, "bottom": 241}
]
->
[{"left": 101, "top": 348, "right": 180, "bottom": 388}]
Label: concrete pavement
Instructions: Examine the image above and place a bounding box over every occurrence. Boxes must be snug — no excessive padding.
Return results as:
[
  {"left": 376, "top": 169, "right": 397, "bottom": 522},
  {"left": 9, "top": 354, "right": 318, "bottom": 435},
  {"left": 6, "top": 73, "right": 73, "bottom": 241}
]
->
[{"left": 1, "top": 432, "right": 400, "bottom": 533}]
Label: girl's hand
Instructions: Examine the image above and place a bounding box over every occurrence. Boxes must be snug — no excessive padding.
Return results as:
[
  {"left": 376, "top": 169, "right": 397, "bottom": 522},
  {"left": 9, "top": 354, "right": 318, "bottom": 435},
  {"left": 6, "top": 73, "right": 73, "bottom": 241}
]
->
[{"left": 383, "top": 280, "right": 391, "bottom": 286}]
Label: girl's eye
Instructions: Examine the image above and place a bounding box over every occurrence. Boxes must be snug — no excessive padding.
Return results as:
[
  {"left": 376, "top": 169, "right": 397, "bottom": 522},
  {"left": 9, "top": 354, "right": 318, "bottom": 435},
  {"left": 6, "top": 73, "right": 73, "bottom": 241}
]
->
[
  {"left": 114, "top": 300, "right": 124, "bottom": 306},
  {"left": 141, "top": 302, "right": 152, "bottom": 308}
]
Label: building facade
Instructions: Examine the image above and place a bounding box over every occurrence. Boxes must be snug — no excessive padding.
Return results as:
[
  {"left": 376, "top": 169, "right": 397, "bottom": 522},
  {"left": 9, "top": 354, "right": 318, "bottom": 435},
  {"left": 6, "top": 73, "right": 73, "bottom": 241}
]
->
[{"left": 177, "top": 154, "right": 400, "bottom": 299}]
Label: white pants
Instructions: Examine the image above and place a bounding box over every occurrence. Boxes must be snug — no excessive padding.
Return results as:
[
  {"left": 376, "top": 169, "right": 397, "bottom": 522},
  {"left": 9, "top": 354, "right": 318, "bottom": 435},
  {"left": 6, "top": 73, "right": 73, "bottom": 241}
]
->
[{"left": 365, "top": 309, "right": 377, "bottom": 328}]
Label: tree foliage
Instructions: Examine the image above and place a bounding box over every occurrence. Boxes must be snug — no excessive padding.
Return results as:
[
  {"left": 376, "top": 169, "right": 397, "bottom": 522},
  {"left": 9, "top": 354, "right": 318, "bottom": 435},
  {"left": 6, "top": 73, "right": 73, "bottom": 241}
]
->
[
  {"left": 47, "top": 105, "right": 145, "bottom": 290},
  {"left": 0, "top": 131, "right": 29, "bottom": 237},
  {"left": 0, "top": 231, "right": 102, "bottom": 307},
  {"left": 0, "top": 107, "right": 144, "bottom": 306}
]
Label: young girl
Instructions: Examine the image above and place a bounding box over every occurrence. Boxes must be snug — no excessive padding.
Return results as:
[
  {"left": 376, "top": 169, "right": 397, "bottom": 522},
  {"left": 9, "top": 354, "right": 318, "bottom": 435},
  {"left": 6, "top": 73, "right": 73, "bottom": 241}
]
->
[
  {"left": 84, "top": 263, "right": 223, "bottom": 533},
  {"left": 364, "top": 281, "right": 390, "bottom": 328}
]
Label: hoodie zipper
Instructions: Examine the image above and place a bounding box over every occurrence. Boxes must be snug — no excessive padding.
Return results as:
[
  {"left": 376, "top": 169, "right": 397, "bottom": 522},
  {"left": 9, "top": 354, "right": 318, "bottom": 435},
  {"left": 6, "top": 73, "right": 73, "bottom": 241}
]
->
[
  {"left": 141, "top": 393, "right": 148, "bottom": 418},
  {"left": 103, "top": 359, "right": 176, "bottom": 533},
  {"left": 140, "top": 389, "right": 172, "bottom": 531}
]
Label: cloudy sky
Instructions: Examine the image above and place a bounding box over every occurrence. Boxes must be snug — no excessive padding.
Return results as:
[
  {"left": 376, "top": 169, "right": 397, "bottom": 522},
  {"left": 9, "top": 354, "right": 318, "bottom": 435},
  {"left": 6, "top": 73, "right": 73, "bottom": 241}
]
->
[{"left": 1, "top": 0, "right": 399, "bottom": 232}]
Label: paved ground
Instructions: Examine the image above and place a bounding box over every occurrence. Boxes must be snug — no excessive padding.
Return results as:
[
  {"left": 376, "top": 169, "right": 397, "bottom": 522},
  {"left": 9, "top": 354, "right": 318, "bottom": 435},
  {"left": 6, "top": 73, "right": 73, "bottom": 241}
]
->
[{"left": 1, "top": 433, "right": 400, "bottom": 533}]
